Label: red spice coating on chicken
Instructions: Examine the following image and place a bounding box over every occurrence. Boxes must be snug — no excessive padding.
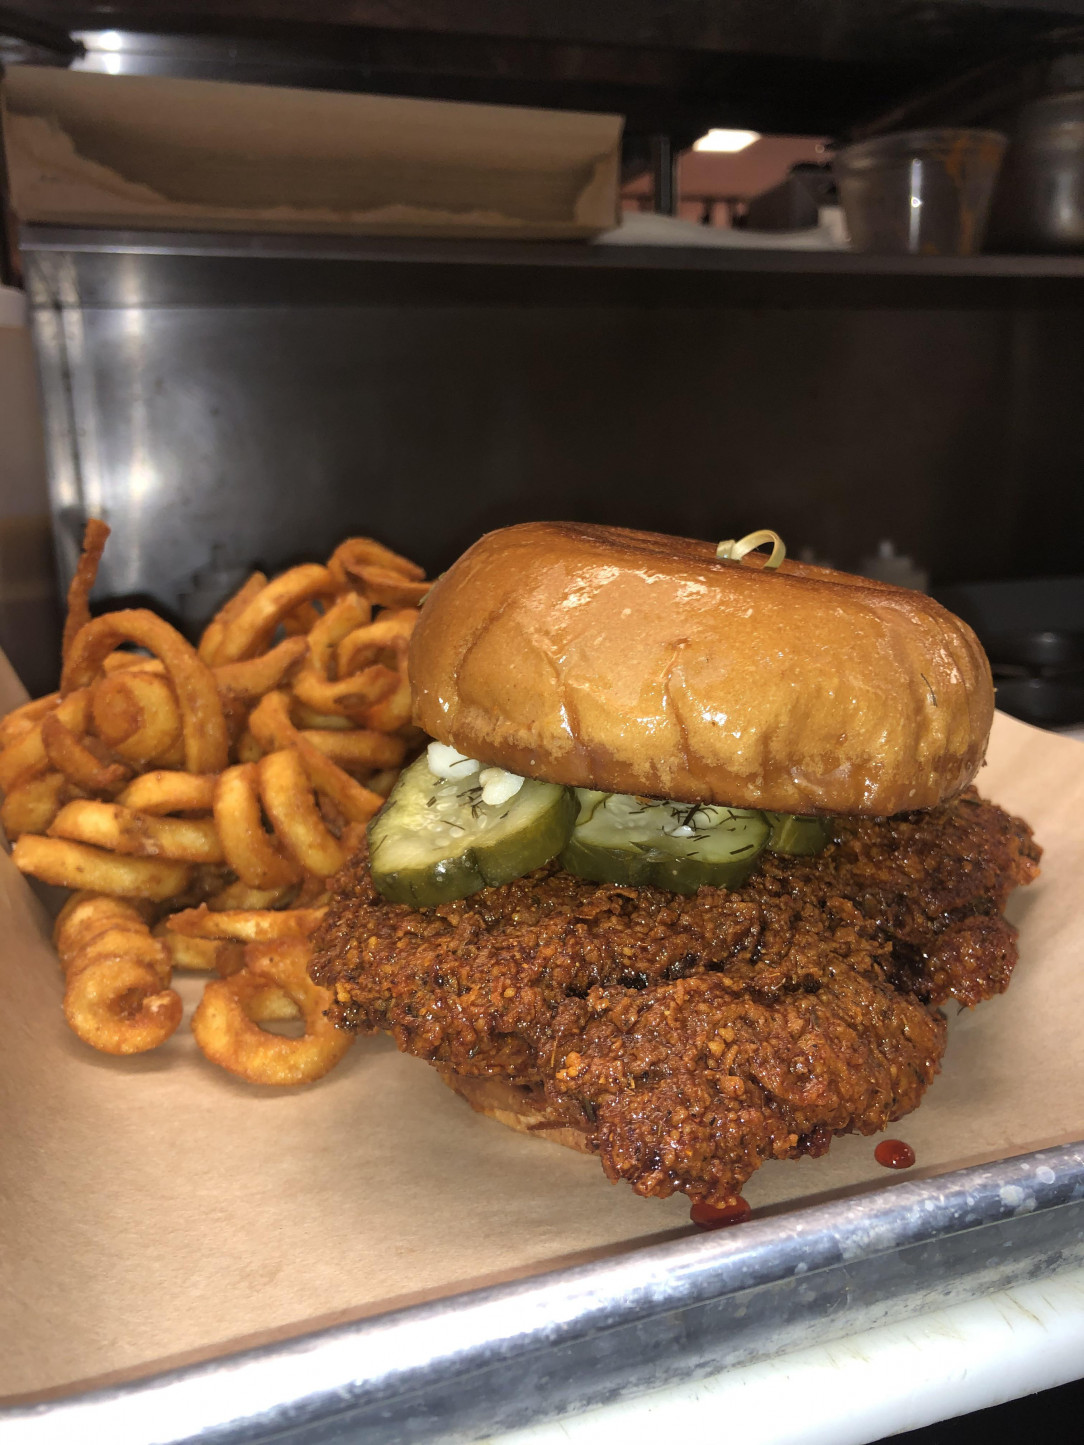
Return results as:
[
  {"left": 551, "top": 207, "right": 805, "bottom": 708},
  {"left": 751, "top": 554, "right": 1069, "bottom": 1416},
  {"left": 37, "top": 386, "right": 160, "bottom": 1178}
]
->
[{"left": 312, "top": 792, "right": 1039, "bottom": 1205}]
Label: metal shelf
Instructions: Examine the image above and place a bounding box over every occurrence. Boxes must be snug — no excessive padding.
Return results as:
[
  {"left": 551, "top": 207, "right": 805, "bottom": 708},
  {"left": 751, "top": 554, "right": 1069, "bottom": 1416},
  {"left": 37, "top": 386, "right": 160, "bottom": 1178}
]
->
[
  {"left": 20, "top": 224, "right": 1084, "bottom": 276},
  {"left": 15, "top": 0, "right": 1084, "bottom": 139},
  {"left": 22, "top": 225, "right": 1084, "bottom": 312}
]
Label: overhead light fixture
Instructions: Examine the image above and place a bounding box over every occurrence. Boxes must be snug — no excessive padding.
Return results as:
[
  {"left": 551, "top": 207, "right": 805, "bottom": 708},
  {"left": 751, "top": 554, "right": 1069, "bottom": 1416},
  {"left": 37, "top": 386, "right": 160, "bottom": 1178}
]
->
[
  {"left": 692, "top": 129, "right": 760, "bottom": 154},
  {"left": 95, "top": 30, "right": 125, "bottom": 51}
]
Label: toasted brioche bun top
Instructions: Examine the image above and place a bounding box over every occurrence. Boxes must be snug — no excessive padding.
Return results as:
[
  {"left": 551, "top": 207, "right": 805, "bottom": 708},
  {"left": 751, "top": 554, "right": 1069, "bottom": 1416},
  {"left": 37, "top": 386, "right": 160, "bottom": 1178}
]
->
[{"left": 409, "top": 522, "right": 994, "bottom": 816}]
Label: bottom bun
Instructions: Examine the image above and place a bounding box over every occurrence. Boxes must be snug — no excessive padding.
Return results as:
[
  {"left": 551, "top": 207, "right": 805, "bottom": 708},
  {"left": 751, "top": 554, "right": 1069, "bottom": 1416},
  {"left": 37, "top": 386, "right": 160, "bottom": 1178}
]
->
[{"left": 440, "top": 1070, "right": 592, "bottom": 1155}]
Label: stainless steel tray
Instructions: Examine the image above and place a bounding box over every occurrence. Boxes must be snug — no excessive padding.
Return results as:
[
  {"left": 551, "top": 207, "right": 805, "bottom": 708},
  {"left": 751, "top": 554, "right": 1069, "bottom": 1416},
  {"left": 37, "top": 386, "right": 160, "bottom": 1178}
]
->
[{"left": 6, "top": 1140, "right": 1083, "bottom": 1445}]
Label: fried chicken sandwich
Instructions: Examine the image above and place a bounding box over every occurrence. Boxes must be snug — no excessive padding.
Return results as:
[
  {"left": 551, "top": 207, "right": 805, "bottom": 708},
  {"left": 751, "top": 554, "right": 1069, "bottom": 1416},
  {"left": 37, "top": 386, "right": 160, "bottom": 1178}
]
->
[{"left": 312, "top": 523, "right": 1040, "bottom": 1207}]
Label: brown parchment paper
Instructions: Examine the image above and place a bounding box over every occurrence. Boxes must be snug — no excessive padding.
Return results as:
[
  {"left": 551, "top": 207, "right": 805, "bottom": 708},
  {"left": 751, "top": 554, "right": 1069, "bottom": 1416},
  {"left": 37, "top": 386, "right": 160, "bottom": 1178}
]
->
[{"left": 0, "top": 677, "right": 1082, "bottom": 1402}]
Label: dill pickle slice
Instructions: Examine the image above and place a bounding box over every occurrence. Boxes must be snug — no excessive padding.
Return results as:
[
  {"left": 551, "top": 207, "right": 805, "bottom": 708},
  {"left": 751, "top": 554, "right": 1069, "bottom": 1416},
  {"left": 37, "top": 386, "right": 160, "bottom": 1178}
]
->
[
  {"left": 559, "top": 792, "right": 769, "bottom": 894},
  {"left": 367, "top": 754, "right": 577, "bottom": 908},
  {"left": 764, "top": 812, "right": 833, "bottom": 856}
]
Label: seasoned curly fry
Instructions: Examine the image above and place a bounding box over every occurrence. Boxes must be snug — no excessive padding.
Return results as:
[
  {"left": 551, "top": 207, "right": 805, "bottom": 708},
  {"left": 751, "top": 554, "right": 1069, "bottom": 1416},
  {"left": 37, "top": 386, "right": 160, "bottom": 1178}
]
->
[
  {"left": 291, "top": 660, "right": 399, "bottom": 720},
  {"left": 0, "top": 770, "right": 75, "bottom": 839},
  {"left": 258, "top": 748, "right": 346, "bottom": 876},
  {"left": 1, "top": 524, "right": 423, "bottom": 1075},
  {"left": 306, "top": 592, "right": 372, "bottom": 676},
  {"left": 0, "top": 692, "right": 59, "bottom": 751},
  {"left": 214, "top": 763, "right": 300, "bottom": 890},
  {"left": 91, "top": 670, "right": 184, "bottom": 766},
  {"left": 212, "top": 941, "right": 249, "bottom": 976},
  {"left": 302, "top": 748, "right": 383, "bottom": 825},
  {"left": 64, "top": 950, "right": 181, "bottom": 1054},
  {"left": 100, "top": 651, "right": 166, "bottom": 675},
  {"left": 363, "top": 673, "right": 413, "bottom": 734},
  {"left": 230, "top": 728, "right": 259, "bottom": 764},
  {"left": 152, "top": 922, "right": 242, "bottom": 975},
  {"left": 61, "top": 518, "right": 110, "bottom": 668},
  {"left": 213, "top": 636, "right": 308, "bottom": 701},
  {"left": 90, "top": 671, "right": 141, "bottom": 744},
  {"left": 191, "top": 939, "right": 349, "bottom": 1084},
  {"left": 0, "top": 689, "right": 90, "bottom": 791},
  {"left": 55, "top": 891, "right": 151, "bottom": 958},
  {"left": 335, "top": 609, "right": 418, "bottom": 677},
  {"left": 242, "top": 978, "right": 303, "bottom": 1022},
  {"left": 65, "top": 924, "right": 171, "bottom": 987},
  {"left": 288, "top": 703, "right": 354, "bottom": 730},
  {"left": 0, "top": 724, "right": 47, "bottom": 791},
  {"left": 167, "top": 903, "right": 326, "bottom": 942},
  {"left": 281, "top": 600, "right": 322, "bottom": 636},
  {"left": 62, "top": 609, "right": 229, "bottom": 774},
  {"left": 49, "top": 799, "right": 225, "bottom": 864},
  {"left": 346, "top": 566, "right": 430, "bottom": 610},
  {"left": 297, "top": 727, "right": 407, "bottom": 774},
  {"left": 327, "top": 536, "right": 423, "bottom": 589},
  {"left": 206, "top": 879, "right": 298, "bottom": 912},
  {"left": 211, "top": 564, "right": 335, "bottom": 665},
  {"left": 55, "top": 892, "right": 181, "bottom": 1055},
  {"left": 249, "top": 687, "right": 405, "bottom": 773},
  {"left": 42, "top": 712, "right": 132, "bottom": 795},
  {"left": 118, "top": 770, "right": 217, "bottom": 816},
  {"left": 197, "top": 571, "right": 267, "bottom": 666},
  {"left": 247, "top": 689, "right": 318, "bottom": 754},
  {"left": 13, "top": 834, "right": 193, "bottom": 900},
  {"left": 249, "top": 693, "right": 384, "bottom": 823}
]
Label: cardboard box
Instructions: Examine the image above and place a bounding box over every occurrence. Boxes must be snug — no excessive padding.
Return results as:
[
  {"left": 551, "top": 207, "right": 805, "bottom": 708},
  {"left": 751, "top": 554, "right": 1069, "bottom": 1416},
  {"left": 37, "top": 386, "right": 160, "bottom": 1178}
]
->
[{"left": 1, "top": 68, "right": 622, "bottom": 240}]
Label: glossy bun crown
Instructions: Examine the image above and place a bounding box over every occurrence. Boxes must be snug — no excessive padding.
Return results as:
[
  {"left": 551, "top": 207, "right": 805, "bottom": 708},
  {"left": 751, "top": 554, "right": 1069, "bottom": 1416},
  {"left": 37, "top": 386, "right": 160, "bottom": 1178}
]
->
[{"left": 409, "top": 522, "right": 994, "bottom": 816}]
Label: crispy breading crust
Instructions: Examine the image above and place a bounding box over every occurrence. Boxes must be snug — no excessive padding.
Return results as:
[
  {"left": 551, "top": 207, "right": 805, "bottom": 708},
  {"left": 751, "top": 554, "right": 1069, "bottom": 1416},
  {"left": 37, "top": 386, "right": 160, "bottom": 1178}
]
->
[{"left": 312, "top": 791, "right": 1039, "bottom": 1205}]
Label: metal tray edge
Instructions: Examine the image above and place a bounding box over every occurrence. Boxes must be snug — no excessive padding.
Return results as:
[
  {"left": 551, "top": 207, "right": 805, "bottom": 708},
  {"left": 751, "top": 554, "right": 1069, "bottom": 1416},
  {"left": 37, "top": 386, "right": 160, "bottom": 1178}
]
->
[{"left": 4, "top": 1139, "right": 1084, "bottom": 1444}]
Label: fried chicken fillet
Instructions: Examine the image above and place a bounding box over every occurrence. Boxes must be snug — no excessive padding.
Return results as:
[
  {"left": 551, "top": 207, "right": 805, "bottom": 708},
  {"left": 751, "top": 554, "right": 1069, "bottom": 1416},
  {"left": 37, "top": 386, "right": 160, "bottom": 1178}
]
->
[{"left": 313, "top": 791, "right": 1039, "bottom": 1205}]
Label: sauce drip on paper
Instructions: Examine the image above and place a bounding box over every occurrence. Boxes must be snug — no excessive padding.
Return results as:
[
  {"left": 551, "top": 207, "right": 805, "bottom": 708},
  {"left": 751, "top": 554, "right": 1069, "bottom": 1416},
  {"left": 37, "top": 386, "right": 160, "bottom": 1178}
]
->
[
  {"left": 874, "top": 1139, "right": 916, "bottom": 1170},
  {"left": 690, "top": 1197, "right": 752, "bottom": 1229}
]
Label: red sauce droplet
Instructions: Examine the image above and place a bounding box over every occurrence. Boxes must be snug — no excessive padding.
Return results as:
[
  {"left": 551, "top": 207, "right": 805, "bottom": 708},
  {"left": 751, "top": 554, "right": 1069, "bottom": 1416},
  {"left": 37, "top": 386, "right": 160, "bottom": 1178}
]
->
[
  {"left": 690, "top": 1197, "right": 752, "bottom": 1229},
  {"left": 875, "top": 1139, "right": 916, "bottom": 1170}
]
